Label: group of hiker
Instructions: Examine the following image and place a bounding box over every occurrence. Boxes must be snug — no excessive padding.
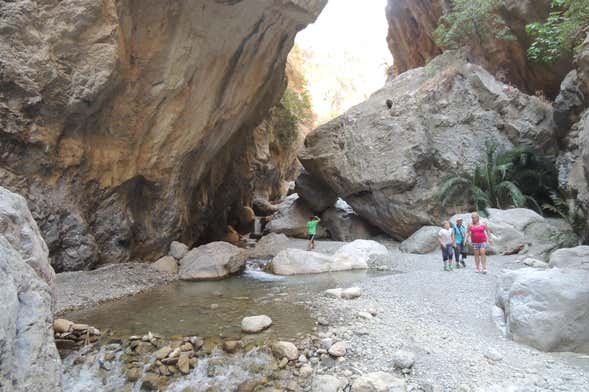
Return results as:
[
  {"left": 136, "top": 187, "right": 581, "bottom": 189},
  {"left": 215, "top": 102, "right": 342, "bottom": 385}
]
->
[
  {"left": 306, "top": 212, "right": 492, "bottom": 274},
  {"left": 438, "top": 212, "right": 492, "bottom": 274}
]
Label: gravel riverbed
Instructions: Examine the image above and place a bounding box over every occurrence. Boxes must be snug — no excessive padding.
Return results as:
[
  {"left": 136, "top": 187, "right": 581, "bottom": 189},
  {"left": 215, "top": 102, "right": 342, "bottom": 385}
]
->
[{"left": 308, "top": 247, "right": 589, "bottom": 391}]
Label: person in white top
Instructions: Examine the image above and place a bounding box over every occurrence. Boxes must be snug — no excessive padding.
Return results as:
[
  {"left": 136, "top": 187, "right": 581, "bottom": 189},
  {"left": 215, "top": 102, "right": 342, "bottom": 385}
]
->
[{"left": 438, "top": 221, "right": 455, "bottom": 271}]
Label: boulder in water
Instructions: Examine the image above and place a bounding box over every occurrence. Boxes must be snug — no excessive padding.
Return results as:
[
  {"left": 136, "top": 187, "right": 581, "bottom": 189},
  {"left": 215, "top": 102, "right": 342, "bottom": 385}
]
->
[
  {"left": 271, "top": 341, "right": 299, "bottom": 360},
  {"left": 333, "top": 240, "right": 389, "bottom": 265},
  {"left": 269, "top": 249, "right": 346, "bottom": 275},
  {"left": 179, "top": 242, "right": 244, "bottom": 281},
  {"left": 495, "top": 267, "right": 589, "bottom": 353},
  {"left": 241, "top": 315, "right": 273, "bottom": 333}
]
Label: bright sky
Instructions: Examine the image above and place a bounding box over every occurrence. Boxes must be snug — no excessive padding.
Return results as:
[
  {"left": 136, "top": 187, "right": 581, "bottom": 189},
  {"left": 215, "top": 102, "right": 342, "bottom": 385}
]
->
[{"left": 293, "top": 0, "right": 392, "bottom": 127}]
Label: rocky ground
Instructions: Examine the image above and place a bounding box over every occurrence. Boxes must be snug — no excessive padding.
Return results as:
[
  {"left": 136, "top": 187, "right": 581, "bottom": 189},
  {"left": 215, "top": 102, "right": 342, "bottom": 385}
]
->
[
  {"left": 56, "top": 263, "right": 177, "bottom": 314},
  {"left": 308, "top": 245, "right": 589, "bottom": 391}
]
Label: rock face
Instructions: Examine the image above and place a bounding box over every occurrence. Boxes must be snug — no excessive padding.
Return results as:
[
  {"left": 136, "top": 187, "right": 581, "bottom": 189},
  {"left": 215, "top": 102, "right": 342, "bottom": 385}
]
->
[
  {"left": 179, "top": 242, "right": 244, "bottom": 281},
  {"left": 321, "top": 199, "right": 381, "bottom": 241},
  {"left": 385, "top": 0, "right": 571, "bottom": 97},
  {"left": 295, "top": 170, "right": 338, "bottom": 213},
  {"left": 0, "top": 0, "right": 326, "bottom": 271},
  {"left": 0, "top": 187, "right": 61, "bottom": 391},
  {"left": 496, "top": 268, "right": 589, "bottom": 353},
  {"left": 265, "top": 194, "right": 328, "bottom": 239},
  {"left": 300, "top": 53, "right": 556, "bottom": 240}
]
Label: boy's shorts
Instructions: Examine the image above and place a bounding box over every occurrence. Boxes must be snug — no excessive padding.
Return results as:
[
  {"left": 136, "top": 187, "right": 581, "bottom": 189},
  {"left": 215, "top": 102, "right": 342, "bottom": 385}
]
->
[{"left": 307, "top": 234, "right": 316, "bottom": 241}]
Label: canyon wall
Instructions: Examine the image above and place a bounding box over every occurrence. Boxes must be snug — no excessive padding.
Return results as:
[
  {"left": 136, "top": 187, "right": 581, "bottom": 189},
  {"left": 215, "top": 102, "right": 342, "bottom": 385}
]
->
[
  {"left": 386, "top": 0, "right": 572, "bottom": 97},
  {"left": 0, "top": 0, "right": 325, "bottom": 271}
]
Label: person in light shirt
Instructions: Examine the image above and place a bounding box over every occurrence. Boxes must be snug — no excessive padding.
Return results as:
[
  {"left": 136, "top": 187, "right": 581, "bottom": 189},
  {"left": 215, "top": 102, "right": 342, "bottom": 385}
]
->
[{"left": 438, "top": 221, "right": 455, "bottom": 271}]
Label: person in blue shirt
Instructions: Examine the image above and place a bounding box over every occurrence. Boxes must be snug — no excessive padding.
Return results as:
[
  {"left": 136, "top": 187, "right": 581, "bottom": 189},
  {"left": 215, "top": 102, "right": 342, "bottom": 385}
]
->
[{"left": 452, "top": 218, "right": 467, "bottom": 268}]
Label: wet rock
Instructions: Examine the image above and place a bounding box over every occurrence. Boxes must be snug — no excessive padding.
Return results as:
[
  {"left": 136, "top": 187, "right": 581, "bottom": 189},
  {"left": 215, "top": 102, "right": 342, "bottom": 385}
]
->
[
  {"left": 341, "top": 287, "right": 363, "bottom": 300},
  {"left": 496, "top": 268, "right": 589, "bottom": 353},
  {"left": 265, "top": 194, "right": 328, "bottom": 238},
  {"left": 53, "top": 319, "right": 73, "bottom": 333},
  {"left": 278, "top": 357, "right": 289, "bottom": 368},
  {"left": 295, "top": 169, "right": 338, "bottom": 213},
  {"left": 399, "top": 226, "right": 440, "bottom": 254},
  {"left": 328, "top": 342, "right": 347, "bottom": 357},
  {"left": 141, "top": 372, "right": 165, "bottom": 391},
  {"left": 549, "top": 246, "right": 589, "bottom": 270},
  {"left": 169, "top": 241, "right": 189, "bottom": 260},
  {"left": 135, "top": 342, "right": 155, "bottom": 354},
  {"left": 241, "top": 315, "right": 273, "bottom": 333},
  {"left": 177, "top": 354, "right": 190, "bottom": 374},
  {"left": 154, "top": 346, "right": 172, "bottom": 360},
  {"left": 352, "top": 371, "right": 406, "bottom": 392},
  {"left": 270, "top": 249, "right": 360, "bottom": 275},
  {"left": 272, "top": 341, "right": 299, "bottom": 360},
  {"left": 152, "top": 256, "right": 178, "bottom": 274},
  {"left": 391, "top": 350, "right": 416, "bottom": 369},
  {"left": 179, "top": 241, "right": 244, "bottom": 281},
  {"left": 126, "top": 367, "right": 141, "bottom": 382},
  {"left": 325, "top": 288, "right": 343, "bottom": 298},
  {"left": 223, "top": 340, "right": 243, "bottom": 353}
]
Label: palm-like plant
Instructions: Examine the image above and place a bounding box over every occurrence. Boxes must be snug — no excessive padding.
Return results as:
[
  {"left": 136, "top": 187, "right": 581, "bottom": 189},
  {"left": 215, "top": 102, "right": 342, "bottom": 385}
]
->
[
  {"left": 543, "top": 192, "right": 588, "bottom": 244},
  {"left": 439, "top": 143, "right": 532, "bottom": 215}
]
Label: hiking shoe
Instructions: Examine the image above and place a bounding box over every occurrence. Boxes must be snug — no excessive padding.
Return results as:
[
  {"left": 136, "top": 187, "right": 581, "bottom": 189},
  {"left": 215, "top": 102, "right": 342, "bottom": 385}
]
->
[
  {"left": 461, "top": 262, "right": 466, "bottom": 268},
  {"left": 482, "top": 269, "right": 488, "bottom": 275},
  {"left": 444, "top": 266, "right": 449, "bottom": 271},
  {"left": 475, "top": 267, "right": 480, "bottom": 273}
]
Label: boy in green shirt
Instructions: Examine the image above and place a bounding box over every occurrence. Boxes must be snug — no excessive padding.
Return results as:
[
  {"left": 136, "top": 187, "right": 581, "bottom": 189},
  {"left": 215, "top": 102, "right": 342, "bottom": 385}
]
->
[{"left": 306, "top": 216, "right": 320, "bottom": 250}]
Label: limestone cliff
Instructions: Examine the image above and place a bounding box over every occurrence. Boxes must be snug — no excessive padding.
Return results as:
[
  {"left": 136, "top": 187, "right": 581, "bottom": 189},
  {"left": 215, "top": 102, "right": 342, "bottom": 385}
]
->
[
  {"left": 0, "top": 0, "right": 326, "bottom": 271},
  {"left": 386, "top": 0, "right": 572, "bottom": 97}
]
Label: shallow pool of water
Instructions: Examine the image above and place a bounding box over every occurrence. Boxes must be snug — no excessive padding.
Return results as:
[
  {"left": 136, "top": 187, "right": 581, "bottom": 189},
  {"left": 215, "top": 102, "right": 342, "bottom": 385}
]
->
[{"left": 63, "top": 265, "right": 390, "bottom": 339}]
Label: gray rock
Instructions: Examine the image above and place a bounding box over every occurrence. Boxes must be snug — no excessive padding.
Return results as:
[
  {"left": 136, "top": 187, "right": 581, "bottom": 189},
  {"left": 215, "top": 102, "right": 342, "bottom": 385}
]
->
[
  {"left": 400, "top": 226, "right": 440, "bottom": 254},
  {"left": 269, "top": 249, "right": 360, "bottom": 275},
  {"left": 496, "top": 267, "right": 589, "bottom": 353},
  {"left": 333, "top": 240, "right": 389, "bottom": 266},
  {"left": 391, "top": 350, "right": 416, "bottom": 369},
  {"left": 0, "top": 186, "right": 61, "bottom": 391},
  {"left": 252, "top": 197, "right": 280, "bottom": 216},
  {"left": 295, "top": 169, "right": 338, "bottom": 213},
  {"left": 151, "top": 256, "right": 178, "bottom": 274},
  {"left": 248, "top": 233, "right": 291, "bottom": 260},
  {"left": 169, "top": 241, "right": 189, "bottom": 260},
  {"left": 179, "top": 241, "right": 244, "bottom": 280},
  {"left": 265, "top": 194, "right": 328, "bottom": 238},
  {"left": 549, "top": 246, "right": 589, "bottom": 270},
  {"left": 322, "top": 199, "right": 381, "bottom": 241},
  {"left": 328, "top": 341, "right": 347, "bottom": 357},
  {"left": 351, "top": 372, "right": 406, "bottom": 392},
  {"left": 299, "top": 52, "right": 555, "bottom": 240},
  {"left": 341, "top": 287, "right": 363, "bottom": 299},
  {"left": 311, "top": 375, "right": 346, "bottom": 392},
  {"left": 484, "top": 348, "right": 503, "bottom": 362},
  {"left": 241, "top": 315, "right": 273, "bottom": 333},
  {"left": 522, "top": 258, "right": 548, "bottom": 268}
]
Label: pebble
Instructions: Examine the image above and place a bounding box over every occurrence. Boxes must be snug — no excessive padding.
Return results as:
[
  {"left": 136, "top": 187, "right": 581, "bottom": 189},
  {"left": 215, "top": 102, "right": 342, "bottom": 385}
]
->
[{"left": 328, "top": 342, "right": 346, "bottom": 357}]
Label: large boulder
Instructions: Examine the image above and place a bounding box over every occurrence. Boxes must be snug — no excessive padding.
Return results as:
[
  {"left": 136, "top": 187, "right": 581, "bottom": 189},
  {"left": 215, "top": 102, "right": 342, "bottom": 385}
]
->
[
  {"left": 265, "top": 194, "right": 328, "bottom": 239},
  {"left": 268, "top": 240, "right": 386, "bottom": 275},
  {"left": 295, "top": 170, "right": 338, "bottom": 213},
  {"left": 179, "top": 242, "right": 244, "bottom": 281},
  {"left": 321, "top": 199, "right": 381, "bottom": 241},
  {"left": 247, "top": 233, "right": 291, "bottom": 260},
  {"left": 549, "top": 246, "right": 589, "bottom": 270},
  {"left": 399, "top": 226, "right": 440, "bottom": 254},
  {"left": 496, "top": 268, "right": 589, "bottom": 353},
  {"left": 0, "top": 187, "right": 61, "bottom": 391},
  {"left": 299, "top": 53, "right": 556, "bottom": 241}
]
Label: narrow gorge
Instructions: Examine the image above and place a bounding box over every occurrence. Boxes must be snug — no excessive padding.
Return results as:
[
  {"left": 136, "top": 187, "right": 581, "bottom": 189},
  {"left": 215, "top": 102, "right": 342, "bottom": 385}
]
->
[{"left": 1, "top": 0, "right": 589, "bottom": 391}]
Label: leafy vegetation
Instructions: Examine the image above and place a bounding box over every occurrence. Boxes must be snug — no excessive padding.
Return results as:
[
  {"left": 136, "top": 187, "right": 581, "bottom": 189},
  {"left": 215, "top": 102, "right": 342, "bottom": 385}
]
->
[
  {"left": 526, "top": 0, "right": 589, "bottom": 64},
  {"left": 438, "top": 144, "right": 557, "bottom": 215},
  {"left": 543, "top": 192, "right": 588, "bottom": 244},
  {"left": 434, "top": 0, "right": 514, "bottom": 50},
  {"left": 273, "top": 87, "right": 313, "bottom": 147}
]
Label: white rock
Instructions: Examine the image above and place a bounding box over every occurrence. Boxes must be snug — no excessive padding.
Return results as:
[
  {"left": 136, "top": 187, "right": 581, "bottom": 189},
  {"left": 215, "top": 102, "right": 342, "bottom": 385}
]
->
[
  {"left": 325, "top": 288, "right": 343, "bottom": 298},
  {"left": 179, "top": 241, "right": 244, "bottom": 280},
  {"left": 484, "top": 348, "right": 503, "bottom": 362},
  {"left": 328, "top": 341, "right": 347, "bottom": 357},
  {"left": 241, "top": 315, "right": 273, "bottom": 333},
  {"left": 271, "top": 341, "right": 299, "bottom": 360},
  {"left": 358, "top": 311, "right": 373, "bottom": 320},
  {"left": 399, "top": 226, "right": 440, "bottom": 254},
  {"left": 169, "top": 241, "right": 189, "bottom": 260},
  {"left": 391, "top": 350, "right": 416, "bottom": 369},
  {"left": 311, "top": 375, "right": 346, "bottom": 392},
  {"left": 341, "top": 287, "right": 363, "bottom": 299},
  {"left": 333, "top": 239, "right": 389, "bottom": 265},
  {"left": 151, "top": 256, "right": 178, "bottom": 274},
  {"left": 270, "top": 249, "right": 367, "bottom": 275},
  {"left": 549, "top": 246, "right": 589, "bottom": 270},
  {"left": 522, "top": 257, "right": 548, "bottom": 268},
  {"left": 351, "top": 372, "right": 406, "bottom": 392},
  {"left": 299, "top": 363, "right": 313, "bottom": 378},
  {"left": 496, "top": 268, "right": 589, "bottom": 353}
]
